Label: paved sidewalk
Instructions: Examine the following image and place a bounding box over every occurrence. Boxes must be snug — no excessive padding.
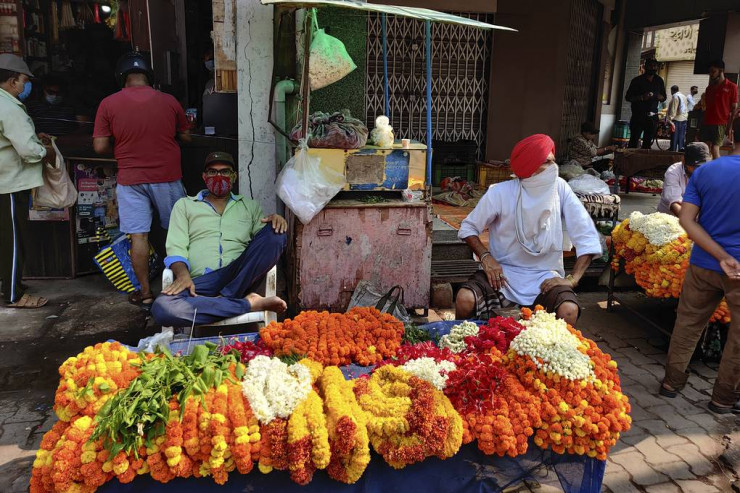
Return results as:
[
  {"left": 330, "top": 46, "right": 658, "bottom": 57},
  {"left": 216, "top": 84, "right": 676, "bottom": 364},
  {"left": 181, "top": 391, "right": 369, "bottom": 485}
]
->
[{"left": 577, "top": 292, "right": 739, "bottom": 493}]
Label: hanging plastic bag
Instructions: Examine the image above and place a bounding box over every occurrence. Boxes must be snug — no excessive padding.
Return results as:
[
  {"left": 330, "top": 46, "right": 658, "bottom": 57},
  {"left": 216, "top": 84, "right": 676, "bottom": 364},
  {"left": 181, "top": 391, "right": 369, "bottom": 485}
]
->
[
  {"left": 32, "top": 139, "right": 77, "bottom": 209},
  {"left": 290, "top": 110, "right": 368, "bottom": 149},
  {"left": 277, "top": 140, "right": 346, "bottom": 224},
  {"left": 567, "top": 174, "right": 610, "bottom": 195},
  {"left": 308, "top": 16, "right": 357, "bottom": 90}
]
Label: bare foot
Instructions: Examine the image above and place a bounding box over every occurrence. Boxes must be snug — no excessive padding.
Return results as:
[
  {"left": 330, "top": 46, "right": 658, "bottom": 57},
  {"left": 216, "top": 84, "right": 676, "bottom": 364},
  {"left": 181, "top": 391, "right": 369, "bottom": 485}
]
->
[{"left": 246, "top": 293, "right": 287, "bottom": 313}]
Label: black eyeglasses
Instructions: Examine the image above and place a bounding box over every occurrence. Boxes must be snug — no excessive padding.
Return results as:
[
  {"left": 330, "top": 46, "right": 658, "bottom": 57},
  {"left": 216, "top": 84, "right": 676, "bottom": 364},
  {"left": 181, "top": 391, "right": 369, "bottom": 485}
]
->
[{"left": 204, "top": 169, "right": 235, "bottom": 177}]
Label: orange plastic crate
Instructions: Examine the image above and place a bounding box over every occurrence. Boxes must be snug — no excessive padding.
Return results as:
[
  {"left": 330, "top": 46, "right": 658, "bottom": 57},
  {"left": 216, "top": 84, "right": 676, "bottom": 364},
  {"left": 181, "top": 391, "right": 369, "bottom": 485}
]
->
[{"left": 477, "top": 162, "right": 514, "bottom": 188}]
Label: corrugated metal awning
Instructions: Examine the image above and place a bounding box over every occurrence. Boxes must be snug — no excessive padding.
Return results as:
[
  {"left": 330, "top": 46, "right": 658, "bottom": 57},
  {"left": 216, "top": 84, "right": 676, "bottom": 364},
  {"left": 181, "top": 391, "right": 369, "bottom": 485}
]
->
[{"left": 260, "top": 0, "right": 517, "bottom": 31}]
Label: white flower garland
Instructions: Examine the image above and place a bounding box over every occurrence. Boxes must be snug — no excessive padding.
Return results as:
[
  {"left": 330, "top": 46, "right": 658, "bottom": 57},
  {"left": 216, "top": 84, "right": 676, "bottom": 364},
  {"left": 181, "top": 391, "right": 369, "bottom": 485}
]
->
[
  {"left": 241, "top": 355, "right": 312, "bottom": 423},
  {"left": 628, "top": 211, "right": 684, "bottom": 246},
  {"left": 511, "top": 311, "right": 594, "bottom": 381},
  {"left": 400, "top": 357, "right": 457, "bottom": 390},
  {"left": 439, "top": 321, "right": 479, "bottom": 353}
]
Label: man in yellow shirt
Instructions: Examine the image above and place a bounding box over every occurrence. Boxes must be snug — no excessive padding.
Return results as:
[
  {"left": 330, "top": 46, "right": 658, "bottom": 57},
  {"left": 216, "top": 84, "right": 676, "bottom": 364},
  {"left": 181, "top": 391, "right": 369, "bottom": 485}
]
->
[
  {"left": 0, "top": 54, "right": 54, "bottom": 308},
  {"left": 152, "top": 152, "right": 287, "bottom": 327}
]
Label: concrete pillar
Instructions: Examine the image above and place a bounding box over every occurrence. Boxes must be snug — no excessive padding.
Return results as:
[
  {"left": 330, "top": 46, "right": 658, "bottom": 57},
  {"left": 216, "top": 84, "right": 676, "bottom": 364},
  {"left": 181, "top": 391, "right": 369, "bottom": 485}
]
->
[{"left": 236, "top": 0, "right": 277, "bottom": 214}]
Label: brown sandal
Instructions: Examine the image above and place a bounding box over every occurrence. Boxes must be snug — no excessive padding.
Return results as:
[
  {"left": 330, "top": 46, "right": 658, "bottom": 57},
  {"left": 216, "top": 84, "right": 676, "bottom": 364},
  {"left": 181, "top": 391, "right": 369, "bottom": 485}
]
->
[
  {"left": 128, "top": 290, "right": 154, "bottom": 308},
  {"left": 8, "top": 294, "right": 48, "bottom": 309}
]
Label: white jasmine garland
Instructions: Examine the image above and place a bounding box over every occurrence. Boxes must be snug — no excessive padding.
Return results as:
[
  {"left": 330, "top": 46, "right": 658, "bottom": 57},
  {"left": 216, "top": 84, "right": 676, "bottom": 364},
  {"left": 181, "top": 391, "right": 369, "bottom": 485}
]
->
[
  {"left": 511, "top": 311, "right": 594, "bottom": 381},
  {"left": 628, "top": 211, "right": 684, "bottom": 246},
  {"left": 439, "top": 321, "right": 479, "bottom": 353},
  {"left": 241, "top": 355, "right": 312, "bottom": 423},
  {"left": 400, "top": 357, "right": 457, "bottom": 390}
]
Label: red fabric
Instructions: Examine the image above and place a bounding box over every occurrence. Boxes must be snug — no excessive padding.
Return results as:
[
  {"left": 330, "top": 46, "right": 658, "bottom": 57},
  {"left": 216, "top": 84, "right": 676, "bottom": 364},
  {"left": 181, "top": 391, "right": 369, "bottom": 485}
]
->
[
  {"left": 93, "top": 86, "right": 188, "bottom": 185},
  {"left": 704, "top": 78, "right": 738, "bottom": 125},
  {"left": 205, "top": 175, "right": 232, "bottom": 197},
  {"left": 509, "top": 134, "right": 555, "bottom": 179}
]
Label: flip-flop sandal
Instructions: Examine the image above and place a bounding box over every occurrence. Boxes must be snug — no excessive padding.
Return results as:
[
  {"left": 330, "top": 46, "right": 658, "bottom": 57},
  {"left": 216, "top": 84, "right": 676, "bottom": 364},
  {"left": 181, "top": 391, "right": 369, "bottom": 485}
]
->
[
  {"left": 128, "top": 290, "right": 154, "bottom": 309},
  {"left": 8, "top": 294, "right": 48, "bottom": 309},
  {"left": 708, "top": 401, "right": 740, "bottom": 415},
  {"left": 658, "top": 385, "right": 678, "bottom": 398}
]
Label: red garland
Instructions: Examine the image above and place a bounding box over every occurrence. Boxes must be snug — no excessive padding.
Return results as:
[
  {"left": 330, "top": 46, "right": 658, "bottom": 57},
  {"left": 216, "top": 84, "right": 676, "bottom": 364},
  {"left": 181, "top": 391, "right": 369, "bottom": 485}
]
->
[
  {"left": 444, "top": 353, "right": 508, "bottom": 416},
  {"left": 221, "top": 339, "right": 272, "bottom": 363}
]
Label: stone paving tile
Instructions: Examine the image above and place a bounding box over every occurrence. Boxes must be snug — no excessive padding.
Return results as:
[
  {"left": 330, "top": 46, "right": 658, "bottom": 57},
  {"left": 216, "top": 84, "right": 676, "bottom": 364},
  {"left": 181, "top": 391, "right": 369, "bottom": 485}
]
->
[
  {"left": 675, "top": 479, "right": 721, "bottom": 492},
  {"left": 645, "top": 483, "right": 681, "bottom": 493},
  {"left": 632, "top": 436, "right": 682, "bottom": 466},
  {"left": 602, "top": 469, "right": 640, "bottom": 493},
  {"left": 616, "top": 347, "right": 658, "bottom": 366},
  {"left": 686, "top": 374, "right": 713, "bottom": 392},
  {"left": 677, "top": 427, "right": 723, "bottom": 457},
  {"left": 690, "top": 362, "right": 719, "bottom": 380},
  {"left": 623, "top": 384, "right": 666, "bottom": 408},
  {"left": 628, "top": 402, "right": 661, "bottom": 422},
  {"left": 661, "top": 395, "right": 709, "bottom": 416},
  {"left": 679, "top": 385, "right": 711, "bottom": 403},
  {"left": 642, "top": 364, "right": 667, "bottom": 380},
  {"left": 684, "top": 412, "right": 720, "bottom": 432},
  {"left": 650, "top": 460, "right": 696, "bottom": 481},
  {"left": 622, "top": 338, "right": 666, "bottom": 356},
  {"left": 610, "top": 451, "right": 669, "bottom": 486},
  {"left": 644, "top": 405, "right": 695, "bottom": 431},
  {"left": 617, "top": 360, "right": 653, "bottom": 378},
  {"left": 666, "top": 443, "right": 717, "bottom": 477}
]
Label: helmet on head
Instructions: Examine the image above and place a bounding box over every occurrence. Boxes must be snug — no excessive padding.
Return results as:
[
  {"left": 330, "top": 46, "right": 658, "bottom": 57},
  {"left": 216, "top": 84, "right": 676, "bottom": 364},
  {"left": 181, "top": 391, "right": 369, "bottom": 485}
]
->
[{"left": 115, "top": 51, "right": 153, "bottom": 87}]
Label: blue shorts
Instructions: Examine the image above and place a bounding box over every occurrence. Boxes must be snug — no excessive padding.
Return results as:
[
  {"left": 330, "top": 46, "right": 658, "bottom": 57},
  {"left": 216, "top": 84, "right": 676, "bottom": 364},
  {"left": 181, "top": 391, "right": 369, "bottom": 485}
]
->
[{"left": 116, "top": 181, "right": 186, "bottom": 233}]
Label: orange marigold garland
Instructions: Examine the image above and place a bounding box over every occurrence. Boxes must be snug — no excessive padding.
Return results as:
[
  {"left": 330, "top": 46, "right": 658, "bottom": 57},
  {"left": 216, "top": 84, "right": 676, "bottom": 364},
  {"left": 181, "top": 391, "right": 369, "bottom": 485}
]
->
[
  {"left": 260, "top": 307, "right": 404, "bottom": 366},
  {"left": 54, "top": 342, "right": 140, "bottom": 422},
  {"left": 353, "top": 365, "right": 462, "bottom": 469},
  {"left": 507, "top": 308, "right": 631, "bottom": 460}
]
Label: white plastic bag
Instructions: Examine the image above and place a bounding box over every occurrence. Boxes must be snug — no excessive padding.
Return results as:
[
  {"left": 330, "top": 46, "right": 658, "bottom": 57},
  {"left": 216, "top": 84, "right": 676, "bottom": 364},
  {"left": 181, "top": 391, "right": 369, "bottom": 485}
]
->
[
  {"left": 32, "top": 139, "right": 77, "bottom": 209},
  {"left": 277, "top": 140, "right": 346, "bottom": 224},
  {"left": 559, "top": 162, "right": 586, "bottom": 180},
  {"left": 309, "top": 19, "right": 357, "bottom": 90},
  {"left": 567, "top": 174, "right": 610, "bottom": 195}
]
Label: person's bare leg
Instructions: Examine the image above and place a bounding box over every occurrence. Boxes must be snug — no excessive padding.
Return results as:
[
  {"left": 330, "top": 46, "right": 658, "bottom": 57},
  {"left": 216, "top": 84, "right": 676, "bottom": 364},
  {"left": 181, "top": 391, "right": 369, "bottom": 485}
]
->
[
  {"left": 455, "top": 288, "right": 476, "bottom": 319},
  {"left": 130, "top": 233, "right": 152, "bottom": 303},
  {"left": 246, "top": 293, "right": 287, "bottom": 313},
  {"left": 556, "top": 301, "right": 579, "bottom": 327},
  {"left": 707, "top": 141, "right": 721, "bottom": 159}
]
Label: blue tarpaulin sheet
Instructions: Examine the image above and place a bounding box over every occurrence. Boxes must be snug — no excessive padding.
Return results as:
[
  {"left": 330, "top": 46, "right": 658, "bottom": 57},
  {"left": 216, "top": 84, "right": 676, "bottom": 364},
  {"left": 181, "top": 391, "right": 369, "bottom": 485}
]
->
[{"left": 108, "top": 321, "right": 605, "bottom": 492}]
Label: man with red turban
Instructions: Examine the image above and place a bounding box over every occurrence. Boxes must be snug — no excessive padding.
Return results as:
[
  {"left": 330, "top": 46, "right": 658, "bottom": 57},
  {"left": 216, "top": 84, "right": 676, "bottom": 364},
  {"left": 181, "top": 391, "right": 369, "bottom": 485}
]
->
[{"left": 455, "top": 134, "right": 602, "bottom": 326}]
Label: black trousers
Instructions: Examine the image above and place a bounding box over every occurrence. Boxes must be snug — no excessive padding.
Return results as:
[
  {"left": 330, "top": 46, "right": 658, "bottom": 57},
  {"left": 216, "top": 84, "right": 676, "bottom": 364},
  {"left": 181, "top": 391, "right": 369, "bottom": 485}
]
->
[
  {"left": 628, "top": 113, "right": 658, "bottom": 149},
  {"left": 0, "top": 190, "right": 28, "bottom": 303}
]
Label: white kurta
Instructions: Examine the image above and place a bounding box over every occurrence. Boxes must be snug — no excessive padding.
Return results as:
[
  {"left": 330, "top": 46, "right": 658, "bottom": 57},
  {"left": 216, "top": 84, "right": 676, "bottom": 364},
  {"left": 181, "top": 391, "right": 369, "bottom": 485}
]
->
[{"left": 458, "top": 178, "right": 602, "bottom": 305}]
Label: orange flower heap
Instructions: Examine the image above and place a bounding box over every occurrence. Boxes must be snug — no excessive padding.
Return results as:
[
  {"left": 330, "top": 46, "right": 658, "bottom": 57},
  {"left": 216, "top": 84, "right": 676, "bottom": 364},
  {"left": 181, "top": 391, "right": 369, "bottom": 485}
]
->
[
  {"left": 507, "top": 308, "right": 631, "bottom": 460},
  {"left": 611, "top": 216, "right": 690, "bottom": 299},
  {"left": 353, "top": 365, "right": 462, "bottom": 469},
  {"left": 447, "top": 350, "right": 541, "bottom": 458},
  {"left": 318, "top": 366, "right": 370, "bottom": 484},
  {"left": 260, "top": 307, "right": 404, "bottom": 366},
  {"left": 54, "top": 342, "right": 140, "bottom": 422}
]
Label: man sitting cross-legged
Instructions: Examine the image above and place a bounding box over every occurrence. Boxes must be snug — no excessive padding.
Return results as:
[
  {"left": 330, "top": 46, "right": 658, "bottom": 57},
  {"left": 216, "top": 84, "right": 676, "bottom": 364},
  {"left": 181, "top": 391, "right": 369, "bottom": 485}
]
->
[{"left": 151, "top": 152, "right": 287, "bottom": 327}]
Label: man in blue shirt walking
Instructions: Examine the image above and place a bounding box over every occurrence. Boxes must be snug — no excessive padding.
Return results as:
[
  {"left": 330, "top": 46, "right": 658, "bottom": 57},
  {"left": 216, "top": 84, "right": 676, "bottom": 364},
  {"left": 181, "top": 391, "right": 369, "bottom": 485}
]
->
[{"left": 661, "top": 117, "right": 740, "bottom": 414}]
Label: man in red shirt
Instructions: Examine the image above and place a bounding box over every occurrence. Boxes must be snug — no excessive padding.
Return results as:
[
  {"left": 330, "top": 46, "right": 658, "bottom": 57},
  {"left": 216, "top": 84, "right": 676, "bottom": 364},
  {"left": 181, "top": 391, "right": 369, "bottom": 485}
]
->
[
  {"left": 93, "top": 52, "right": 191, "bottom": 308},
  {"left": 701, "top": 60, "right": 738, "bottom": 159}
]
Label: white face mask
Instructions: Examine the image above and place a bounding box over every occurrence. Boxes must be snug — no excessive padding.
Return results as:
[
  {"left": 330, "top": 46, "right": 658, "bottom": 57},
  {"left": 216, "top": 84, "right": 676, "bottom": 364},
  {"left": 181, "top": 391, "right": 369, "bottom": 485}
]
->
[{"left": 520, "top": 163, "right": 558, "bottom": 190}]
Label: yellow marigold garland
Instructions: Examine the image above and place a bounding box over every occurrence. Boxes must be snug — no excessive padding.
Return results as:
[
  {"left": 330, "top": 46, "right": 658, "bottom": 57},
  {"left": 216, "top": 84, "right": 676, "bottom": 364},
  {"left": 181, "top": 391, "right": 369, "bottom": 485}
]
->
[
  {"left": 353, "top": 365, "right": 462, "bottom": 469},
  {"left": 318, "top": 366, "right": 370, "bottom": 484}
]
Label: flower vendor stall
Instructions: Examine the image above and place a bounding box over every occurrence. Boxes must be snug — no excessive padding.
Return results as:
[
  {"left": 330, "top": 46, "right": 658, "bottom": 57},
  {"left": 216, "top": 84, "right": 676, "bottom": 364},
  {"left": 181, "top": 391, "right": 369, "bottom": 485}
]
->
[
  {"left": 29, "top": 306, "right": 629, "bottom": 493},
  {"left": 608, "top": 211, "right": 731, "bottom": 340}
]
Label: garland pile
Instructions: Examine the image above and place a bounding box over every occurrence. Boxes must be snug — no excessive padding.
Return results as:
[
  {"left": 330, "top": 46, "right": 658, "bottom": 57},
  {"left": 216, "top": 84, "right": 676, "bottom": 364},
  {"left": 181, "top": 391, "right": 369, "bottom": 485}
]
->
[
  {"left": 260, "top": 307, "right": 405, "bottom": 366},
  {"left": 612, "top": 212, "right": 730, "bottom": 323},
  {"left": 31, "top": 307, "right": 633, "bottom": 492}
]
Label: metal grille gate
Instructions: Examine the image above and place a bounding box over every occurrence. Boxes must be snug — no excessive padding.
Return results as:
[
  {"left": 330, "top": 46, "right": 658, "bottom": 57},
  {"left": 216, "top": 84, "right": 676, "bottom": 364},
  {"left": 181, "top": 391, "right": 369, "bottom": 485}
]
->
[
  {"left": 366, "top": 13, "right": 494, "bottom": 160},
  {"left": 559, "top": 0, "right": 603, "bottom": 161}
]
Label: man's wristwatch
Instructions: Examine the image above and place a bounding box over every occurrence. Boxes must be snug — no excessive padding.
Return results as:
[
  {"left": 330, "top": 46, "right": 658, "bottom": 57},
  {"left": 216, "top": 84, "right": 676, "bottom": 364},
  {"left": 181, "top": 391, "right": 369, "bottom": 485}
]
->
[{"left": 566, "top": 274, "right": 578, "bottom": 288}]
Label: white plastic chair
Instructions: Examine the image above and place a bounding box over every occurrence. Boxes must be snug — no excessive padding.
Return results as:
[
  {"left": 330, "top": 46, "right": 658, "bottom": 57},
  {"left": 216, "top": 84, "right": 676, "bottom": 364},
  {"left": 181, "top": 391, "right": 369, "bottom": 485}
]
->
[{"left": 161, "top": 265, "right": 278, "bottom": 329}]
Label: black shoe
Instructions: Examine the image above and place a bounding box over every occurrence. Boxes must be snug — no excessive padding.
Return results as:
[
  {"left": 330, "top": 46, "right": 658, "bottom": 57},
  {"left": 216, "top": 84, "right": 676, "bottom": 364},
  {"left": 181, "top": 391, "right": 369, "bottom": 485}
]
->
[
  {"left": 707, "top": 401, "right": 740, "bottom": 415},
  {"left": 659, "top": 385, "right": 678, "bottom": 398}
]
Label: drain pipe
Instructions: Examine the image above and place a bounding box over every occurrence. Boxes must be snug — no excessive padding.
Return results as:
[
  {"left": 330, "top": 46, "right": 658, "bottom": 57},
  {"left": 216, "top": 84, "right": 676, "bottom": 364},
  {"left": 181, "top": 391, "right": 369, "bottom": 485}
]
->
[{"left": 273, "top": 79, "right": 299, "bottom": 170}]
